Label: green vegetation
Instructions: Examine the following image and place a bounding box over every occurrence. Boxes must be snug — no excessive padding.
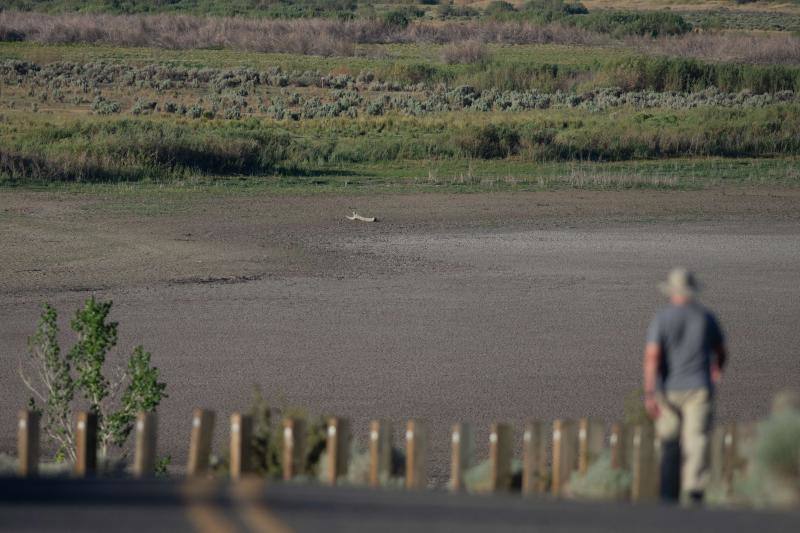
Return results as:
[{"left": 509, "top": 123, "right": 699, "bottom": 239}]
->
[
  {"left": 211, "top": 387, "right": 329, "bottom": 478},
  {"left": 3, "top": 106, "right": 800, "bottom": 186},
  {"left": 0, "top": 0, "right": 362, "bottom": 19},
  {"left": 20, "top": 298, "right": 167, "bottom": 462},
  {"left": 486, "top": 1, "right": 691, "bottom": 37},
  {"left": 1, "top": 0, "right": 799, "bottom": 191}
]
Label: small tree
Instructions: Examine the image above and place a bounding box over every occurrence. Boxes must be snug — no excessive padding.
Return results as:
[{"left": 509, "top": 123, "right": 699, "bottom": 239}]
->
[{"left": 20, "top": 297, "right": 167, "bottom": 462}]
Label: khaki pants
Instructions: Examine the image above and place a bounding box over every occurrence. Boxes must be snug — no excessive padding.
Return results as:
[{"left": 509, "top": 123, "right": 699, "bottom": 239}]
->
[{"left": 655, "top": 388, "right": 713, "bottom": 494}]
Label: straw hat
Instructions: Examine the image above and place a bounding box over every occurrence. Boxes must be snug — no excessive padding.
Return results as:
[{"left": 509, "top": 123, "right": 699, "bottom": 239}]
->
[{"left": 659, "top": 267, "right": 700, "bottom": 297}]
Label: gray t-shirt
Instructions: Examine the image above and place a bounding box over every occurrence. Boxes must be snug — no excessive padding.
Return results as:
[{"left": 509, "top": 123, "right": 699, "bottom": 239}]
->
[{"left": 646, "top": 302, "right": 724, "bottom": 391}]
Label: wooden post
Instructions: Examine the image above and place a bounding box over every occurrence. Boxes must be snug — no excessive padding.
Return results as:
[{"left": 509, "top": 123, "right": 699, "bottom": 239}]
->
[
  {"left": 522, "top": 421, "right": 546, "bottom": 495},
  {"left": 325, "top": 417, "right": 350, "bottom": 485},
  {"left": 17, "top": 410, "right": 40, "bottom": 478},
  {"left": 631, "top": 424, "right": 658, "bottom": 502},
  {"left": 282, "top": 418, "right": 306, "bottom": 481},
  {"left": 733, "top": 422, "right": 757, "bottom": 476},
  {"left": 405, "top": 419, "right": 427, "bottom": 490},
  {"left": 722, "top": 423, "right": 738, "bottom": 488},
  {"left": 710, "top": 424, "right": 726, "bottom": 487},
  {"left": 551, "top": 420, "right": 576, "bottom": 497},
  {"left": 74, "top": 412, "right": 97, "bottom": 478},
  {"left": 609, "top": 423, "right": 628, "bottom": 470},
  {"left": 133, "top": 412, "right": 157, "bottom": 478},
  {"left": 450, "top": 422, "right": 472, "bottom": 492},
  {"left": 230, "top": 413, "right": 253, "bottom": 481},
  {"left": 369, "top": 420, "right": 392, "bottom": 488},
  {"left": 187, "top": 409, "right": 215, "bottom": 477},
  {"left": 489, "top": 423, "right": 514, "bottom": 492},
  {"left": 578, "top": 418, "right": 605, "bottom": 475}
]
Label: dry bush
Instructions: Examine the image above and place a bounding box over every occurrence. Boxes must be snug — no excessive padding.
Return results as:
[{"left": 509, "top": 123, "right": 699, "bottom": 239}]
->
[
  {"left": 440, "top": 40, "right": 489, "bottom": 64},
  {"left": 0, "top": 11, "right": 608, "bottom": 54},
  {"left": 634, "top": 31, "right": 800, "bottom": 66},
  {"left": 403, "top": 20, "right": 607, "bottom": 46},
  {"left": 0, "top": 12, "right": 364, "bottom": 56}
]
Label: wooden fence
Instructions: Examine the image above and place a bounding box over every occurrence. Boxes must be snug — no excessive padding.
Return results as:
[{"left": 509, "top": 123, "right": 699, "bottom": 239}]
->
[{"left": 13, "top": 409, "right": 753, "bottom": 501}]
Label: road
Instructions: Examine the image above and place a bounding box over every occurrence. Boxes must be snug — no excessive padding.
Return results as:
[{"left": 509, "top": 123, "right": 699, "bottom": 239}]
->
[{"left": 1, "top": 477, "right": 799, "bottom": 532}]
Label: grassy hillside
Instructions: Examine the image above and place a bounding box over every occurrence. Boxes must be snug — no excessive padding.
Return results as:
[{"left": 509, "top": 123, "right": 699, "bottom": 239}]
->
[{"left": 1, "top": 1, "right": 799, "bottom": 190}]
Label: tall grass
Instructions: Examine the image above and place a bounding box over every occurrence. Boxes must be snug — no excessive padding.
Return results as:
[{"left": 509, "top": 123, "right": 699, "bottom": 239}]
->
[
  {"left": 0, "top": 11, "right": 608, "bottom": 54},
  {"left": 635, "top": 31, "right": 800, "bottom": 66},
  {"left": 599, "top": 56, "right": 800, "bottom": 93},
  {"left": 440, "top": 40, "right": 490, "bottom": 65},
  {"left": 3, "top": 106, "right": 800, "bottom": 184}
]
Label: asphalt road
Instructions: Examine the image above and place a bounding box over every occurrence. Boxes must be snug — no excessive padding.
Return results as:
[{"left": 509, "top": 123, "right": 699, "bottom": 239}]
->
[{"left": 1, "top": 478, "right": 799, "bottom": 533}]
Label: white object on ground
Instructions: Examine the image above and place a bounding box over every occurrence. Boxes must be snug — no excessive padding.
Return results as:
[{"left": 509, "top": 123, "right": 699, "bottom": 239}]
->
[{"left": 346, "top": 211, "right": 376, "bottom": 222}]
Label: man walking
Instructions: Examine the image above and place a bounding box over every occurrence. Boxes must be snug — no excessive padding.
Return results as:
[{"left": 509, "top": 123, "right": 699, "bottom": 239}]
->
[{"left": 643, "top": 268, "right": 728, "bottom": 504}]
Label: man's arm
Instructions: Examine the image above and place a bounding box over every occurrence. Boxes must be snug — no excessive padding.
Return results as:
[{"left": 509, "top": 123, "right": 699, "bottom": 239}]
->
[{"left": 643, "top": 341, "right": 662, "bottom": 419}]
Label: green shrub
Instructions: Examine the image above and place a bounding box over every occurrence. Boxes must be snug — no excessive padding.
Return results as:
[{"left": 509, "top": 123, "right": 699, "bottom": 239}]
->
[
  {"left": 90, "top": 96, "right": 121, "bottom": 115},
  {"left": 384, "top": 10, "right": 411, "bottom": 29},
  {"left": 755, "top": 410, "right": 800, "bottom": 479},
  {"left": 458, "top": 124, "right": 521, "bottom": 159},
  {"left": 568, "top": 452, "right": 632, "bottom": 500},
  {"left": 577, "top": 11, "right": 691, "bottom": 38},
  {"left": 602, "top": 57, "right": 800, "bottom": 93},
  {"left": 519, "top": 0, "right": 587, "bottom": 23},
  {"left": 235, "top": 387, "right": 327, "bottom": 479},
  {"left": 20, "top": 298, "right": 167, "bottom": 461},
  {"left": 485, "top": 1, "right": 516, "bottom": 17}
]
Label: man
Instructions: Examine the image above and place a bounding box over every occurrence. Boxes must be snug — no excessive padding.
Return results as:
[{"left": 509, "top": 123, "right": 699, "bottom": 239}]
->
[{"left": 643, "top": 268, "right": 727, "bottom": 504}]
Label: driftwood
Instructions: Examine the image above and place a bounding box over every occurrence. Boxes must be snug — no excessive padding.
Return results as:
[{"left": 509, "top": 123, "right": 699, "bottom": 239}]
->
[{"left": 346, "top": 211, "right": 376, "bottom": 222}]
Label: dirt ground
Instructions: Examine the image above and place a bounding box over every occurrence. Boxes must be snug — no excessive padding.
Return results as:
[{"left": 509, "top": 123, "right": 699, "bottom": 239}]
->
[{"left": 2, "top": 187, "right": 799, "bottom": 481}]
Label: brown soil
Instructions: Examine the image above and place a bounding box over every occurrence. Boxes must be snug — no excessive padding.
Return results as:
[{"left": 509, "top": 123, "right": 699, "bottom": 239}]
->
[{"left": 2, "top": 187, "right": 799, "bottom": 480}]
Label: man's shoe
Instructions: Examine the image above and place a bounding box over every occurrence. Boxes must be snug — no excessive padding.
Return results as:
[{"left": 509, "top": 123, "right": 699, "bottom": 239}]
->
[{"left": 687, "top": 491, "right": 704, "bottom": 506}]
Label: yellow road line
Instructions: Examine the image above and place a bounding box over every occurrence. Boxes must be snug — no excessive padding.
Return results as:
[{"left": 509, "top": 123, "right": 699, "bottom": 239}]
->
[
  {"left": 182, "top": 479, "right": 241, "bottom": 533},
  {"left": 231, "top": 478, "right": 294, "bottom": 533},
  {"left": 185, "top": 502, "right": 240, "bottom": 533}
]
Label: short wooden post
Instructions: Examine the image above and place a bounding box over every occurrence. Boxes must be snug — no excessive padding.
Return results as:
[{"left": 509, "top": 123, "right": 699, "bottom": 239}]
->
[
  {"left": 609, "top": 423, "right": 628, "bottom": 470},
  {"left": 722, "top": 423, "right": 738, "bottom": 488},
  {"left": 631, "top": 424, "right": 658, "bottom": 502},
  {"left": 17, "top": 410, "right": 40, "bottom": 478},
  {"left": 230, "top": 413, "right": 253, "bottom": 481},
  {"left": 551, "top": 420, "right": 576, "bottom": 497},
  {"left": 74, "top": 412, "right": 98, "bottom": 478},
  {"left": 325, "top": 417, "right": 350, "bottom": 485},
  {"left": 578, "top": 418, "right": 605, "bottom": 475},
  {"left": 282, "top": 418, "right": 306, "bottom": 481},
  {"left": 133, "top": 412, "right": 157, "bottom": 478},
  {"left": 405, "top": 419, "right": 427, "bottom": 490},
  {"left": 187, "top": 409, "right": 215, "bottom": 477},
  {"left": 710, "top": 424, "right": 726, "bottom": 486},
  {"left": 369, "top": 420, "right": 392, "bottom": 487},
  {"left": 450, "top": 422, "right": 472, "bottom": 492},
  {"left": 733, "top": 422, "right": 757, "bottom": 475},
  {"left": 522, "top": 421, "right": 546, "bottom": 495},
  {"left": 489, "top": 423, "right": 514, "bottom": 492}
]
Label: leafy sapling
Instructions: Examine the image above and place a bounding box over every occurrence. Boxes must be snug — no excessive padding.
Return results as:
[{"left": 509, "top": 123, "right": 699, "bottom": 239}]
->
[{"left": 20, "top": 297, "right": 167, "bottom": 463}]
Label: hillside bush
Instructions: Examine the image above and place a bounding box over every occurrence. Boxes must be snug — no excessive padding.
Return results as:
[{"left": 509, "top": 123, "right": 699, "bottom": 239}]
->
[
  {"left": 440, "top": 40, "right": 490, "bottom": 65},
  {"left": 577, "top": 11, "right": 691, "bottom": 38},
  {"left": 458, "top": 124, "right": 521, "bottom": 159}
]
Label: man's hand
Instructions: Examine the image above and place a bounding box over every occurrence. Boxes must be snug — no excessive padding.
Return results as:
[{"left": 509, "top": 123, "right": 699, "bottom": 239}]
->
[
  {"left": 712, "top": 342, "right": 726, "bottom": 386},
  {"left": 711, "top": 363, "right": 722, "bottom": 385},
  {"left": 645, "top": 392, "right": 660, "bottom": 419}
]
